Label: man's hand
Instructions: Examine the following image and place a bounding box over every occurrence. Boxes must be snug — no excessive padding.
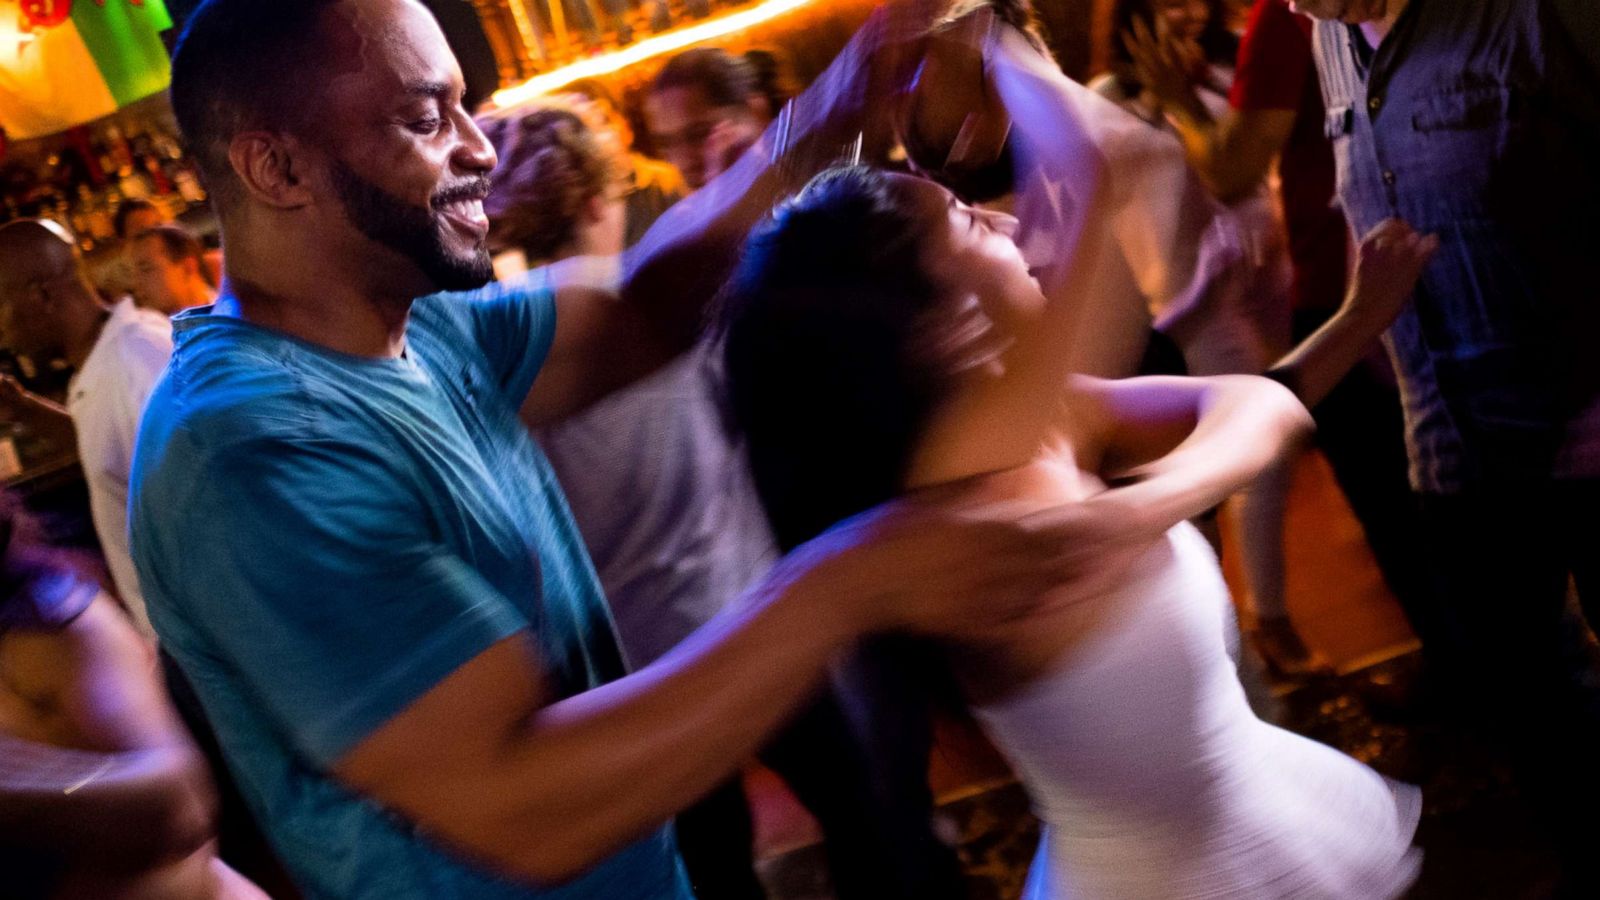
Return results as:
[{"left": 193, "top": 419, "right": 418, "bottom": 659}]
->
[
  {"left": 0, "top": 374, "right": 29, "bottom": 419},
  {"left": 702, "top": 118, "right": 765, "bottom": 186},
  {"left": 1343, "top": 218, "right": 1438, "bottom": 327},
  {"left": 1016, "top": 494, "right": 1172, "bottom": 609},
  {"left": 775, "top": 487, "right": 1171, "bottom": 643},
  {"left": 0, "top": 373, "right": 70, "bottom": 426}
]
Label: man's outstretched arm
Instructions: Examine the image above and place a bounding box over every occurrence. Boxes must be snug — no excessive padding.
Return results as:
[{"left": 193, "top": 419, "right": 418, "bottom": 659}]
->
[
  {"left": 520, "top": 4, "right": 931, "bottom": 426},
  {"left": 334, "top": 498, "right": 1090, "bottom": 886}
]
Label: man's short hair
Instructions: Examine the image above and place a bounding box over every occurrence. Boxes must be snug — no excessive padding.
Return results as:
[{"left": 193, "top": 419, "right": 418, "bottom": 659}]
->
[
  {"left": 112, "top": 198, "right": 159, "bottom": 240},
  {"left": 137, "top": 224, "right": 203, "bottom": 264},
  {"left": 138, "top": 224, "right": 217, "bottom": 289},
  {"left": 650, "top": 47, "right": 757, "bottom": 110},
  {"left": 169, "top": 0, "right": 341, "bottom": 208}
]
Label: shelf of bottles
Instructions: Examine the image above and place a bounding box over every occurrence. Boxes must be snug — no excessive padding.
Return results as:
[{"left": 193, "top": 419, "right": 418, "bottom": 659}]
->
[
  {"left": 1, "top": 99, "right": 208, "bottom": 256},
  {"left": 472, "top": 0, "right": 753, "bottom": 84}
]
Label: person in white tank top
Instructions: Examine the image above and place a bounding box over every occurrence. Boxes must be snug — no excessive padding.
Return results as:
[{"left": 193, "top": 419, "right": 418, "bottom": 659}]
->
[{"left": 718, "top": 159, "right": 1435, "bottom": 898}]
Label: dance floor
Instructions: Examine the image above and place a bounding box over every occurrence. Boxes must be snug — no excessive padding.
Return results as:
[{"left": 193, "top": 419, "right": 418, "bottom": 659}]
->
[{"left": 1238, "top": 449, "right": 1419, "bottom": 674}]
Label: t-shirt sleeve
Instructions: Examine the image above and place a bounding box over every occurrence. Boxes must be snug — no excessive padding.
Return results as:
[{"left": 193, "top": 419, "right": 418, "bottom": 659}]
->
[
  {"left": 1230, "top": 0, "right": 1314, "bottom": 111},
  {"left": 455, "top": 274, "right": 559, "bottom": 404},
  {"left": 166, "top": 434, "right": 529, "bottom": 767}
]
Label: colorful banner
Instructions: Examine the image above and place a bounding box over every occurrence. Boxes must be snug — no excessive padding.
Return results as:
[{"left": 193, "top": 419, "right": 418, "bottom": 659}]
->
[{"left": 0, "top": 0, "right": 174, "bottom": 140}]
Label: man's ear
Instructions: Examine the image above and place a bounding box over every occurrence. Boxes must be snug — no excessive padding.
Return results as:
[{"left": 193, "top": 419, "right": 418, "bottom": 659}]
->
[
  {"left": 228, "top": 131, "right": 317, "bottom": 209},
  {"left": 30, "top": 279, "right": 57, "bottom": 315}
]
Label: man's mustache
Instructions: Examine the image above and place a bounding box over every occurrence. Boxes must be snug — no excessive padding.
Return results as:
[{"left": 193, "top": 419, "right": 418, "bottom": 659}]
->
[{"left": 432, "top": 177, "right": 492, "bottom": 210}]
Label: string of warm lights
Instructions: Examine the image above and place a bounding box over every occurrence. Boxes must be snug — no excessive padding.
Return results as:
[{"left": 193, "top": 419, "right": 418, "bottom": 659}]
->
[{"left": 490, "top": 0, "right": 822, "bottom": 108}]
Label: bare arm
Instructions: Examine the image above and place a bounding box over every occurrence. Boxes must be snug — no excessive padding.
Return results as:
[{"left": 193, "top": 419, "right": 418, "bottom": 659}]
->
[
  {"left": 523, "top": 7, "right": 926, "bottom": 426},
  {"left": 521, "top": 153, "right": 796, "bottom": 428},
  {"left": 1077, "top": 374, "right": 1313, "bottom": 514},
  {"left": 0, "top": 734, "right": 212, "bottom": 870},
  {"left": 0, "top": 375, "right": 78, "bottom": 452},
  {"left": 1267, "top": 218, "right": 1437, "bottom": 407},
  {"left": 949, "top": 374, "right": 1315, "bottom": 618},
  {"left": 906, "top": 18, "right": 1126, "bottom": 485},
  {"left": 336, "top": 572, "right": 856, "bottom": 885},
  {"left": 0, "top": 375, "right": 72, "bottom": 423},
  {"left": 1168, "top": 107, "right": 1296, "bottom": 204},
  {"left": 0, "top": 596, "right": 215, "bottom": 870},
  {"left": 517, "top": 256, "right": 672, "bottom": 426},
  {"left": 1121, "top": 18, "right": 1296, "bottom": 204},
  {"left": 334, "top": 497, "right": 1084, "bottom": 886}
]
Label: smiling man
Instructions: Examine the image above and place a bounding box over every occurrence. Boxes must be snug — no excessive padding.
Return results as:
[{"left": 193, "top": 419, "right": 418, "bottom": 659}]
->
[{"left": 125, "top": 2, "right": 1113, "bottom": 898}]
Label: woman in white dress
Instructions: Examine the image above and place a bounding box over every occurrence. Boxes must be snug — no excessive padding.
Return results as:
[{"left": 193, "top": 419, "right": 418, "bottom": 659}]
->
[{"left": 716, "top": 162, "right": 1433, "bottom": 898}]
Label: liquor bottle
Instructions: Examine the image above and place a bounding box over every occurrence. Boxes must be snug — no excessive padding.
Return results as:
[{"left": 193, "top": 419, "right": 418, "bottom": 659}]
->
[{"left": 172, "top": 163, "right": 207, "bottom": 205}]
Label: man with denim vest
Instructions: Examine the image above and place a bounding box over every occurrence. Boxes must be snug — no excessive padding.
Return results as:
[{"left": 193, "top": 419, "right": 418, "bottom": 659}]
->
[{"left": 1298, "top": 0, "right": 1600, "bottom": 889}]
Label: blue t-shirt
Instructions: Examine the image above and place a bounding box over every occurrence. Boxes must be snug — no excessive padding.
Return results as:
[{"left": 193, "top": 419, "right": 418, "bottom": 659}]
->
[{"left": 129, "top": 281, "right": 691, "bottom": 899}]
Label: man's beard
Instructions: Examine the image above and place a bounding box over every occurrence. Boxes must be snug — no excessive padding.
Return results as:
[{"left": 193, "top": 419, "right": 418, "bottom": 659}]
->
[{"left": 330, "top": 161, "right": 494, "bottom": 292}]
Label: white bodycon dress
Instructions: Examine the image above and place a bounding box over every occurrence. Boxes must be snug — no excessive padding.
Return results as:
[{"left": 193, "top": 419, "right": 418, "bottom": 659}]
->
[{"left": 973, "top": 523, "right": 1421, "bottom": 899}]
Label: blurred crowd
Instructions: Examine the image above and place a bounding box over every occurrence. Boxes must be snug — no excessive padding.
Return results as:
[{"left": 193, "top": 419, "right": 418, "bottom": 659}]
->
[{"left": 2, "top": 0, "right": 1595, "bottom": 898}]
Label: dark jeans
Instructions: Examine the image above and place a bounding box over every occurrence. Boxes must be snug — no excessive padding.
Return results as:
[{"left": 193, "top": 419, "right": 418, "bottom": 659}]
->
[
  {"left": 1415, "top": 482, "right": 1600, "bottom": 872},
  {"left": 674, "top": 638, "right": 966, "bottom": 900},
  {"left": 1295, "top": 314, "right": 1440, "bottom": 651}
]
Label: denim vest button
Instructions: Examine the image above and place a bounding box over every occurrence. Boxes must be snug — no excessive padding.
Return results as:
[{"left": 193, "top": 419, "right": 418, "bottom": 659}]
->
[
  {"left": 1369, "top": 95, "right": 1383, "bottom": 112},
  {"left": 1382, "top": 170, "right": 1397, "bottom": 185}
]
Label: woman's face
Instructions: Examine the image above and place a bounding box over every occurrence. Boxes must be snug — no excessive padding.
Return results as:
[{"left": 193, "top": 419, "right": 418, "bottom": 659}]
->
[
  {"left": 887, "top": 173, "right": 1044, "bottom": 372},
  {"left": 1151, "top": 0, "right": 1211, "bottom": 42}
]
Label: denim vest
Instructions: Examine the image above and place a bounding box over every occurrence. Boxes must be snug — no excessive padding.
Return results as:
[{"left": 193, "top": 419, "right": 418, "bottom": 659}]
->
[{"left": 1311, "top": 0, "right": 1600, "bottom": 493}]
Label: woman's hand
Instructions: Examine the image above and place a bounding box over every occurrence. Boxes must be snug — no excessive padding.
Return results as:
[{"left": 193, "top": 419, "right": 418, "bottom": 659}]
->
[
  {"left": 1263, "top": 219, "right": 1435, "bottom": 407},
  {"left": 1342, "top": 218, "right": 1438, "bottom": 327}
]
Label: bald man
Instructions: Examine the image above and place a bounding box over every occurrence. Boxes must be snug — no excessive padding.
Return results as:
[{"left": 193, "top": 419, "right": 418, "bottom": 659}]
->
[{"left": 0, "top": 220, "right": 172, "bottom": 639}]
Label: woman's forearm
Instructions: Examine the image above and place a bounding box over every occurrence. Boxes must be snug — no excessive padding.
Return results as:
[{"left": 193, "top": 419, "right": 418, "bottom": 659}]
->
[
  {"left": 1266, "top": 307, "right": 1392, "bottom": 409},
  {"left": 1267, "top": 218, "right": 1436, "bottom": 407},
  {"left": 1099, "top": 375, "right": 1312, "bottom": 535},
  {"left": 0, "top": 734, "right": 214, "bottom": 870}
]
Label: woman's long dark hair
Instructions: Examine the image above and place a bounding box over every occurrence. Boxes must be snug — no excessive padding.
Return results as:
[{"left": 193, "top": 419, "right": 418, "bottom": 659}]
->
[
  {"left": 1108, "top": 0, "right": 1239, "bottom": 95},
  {"left": 718, "top": 167, "right": 950, "bottom": 552}
]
